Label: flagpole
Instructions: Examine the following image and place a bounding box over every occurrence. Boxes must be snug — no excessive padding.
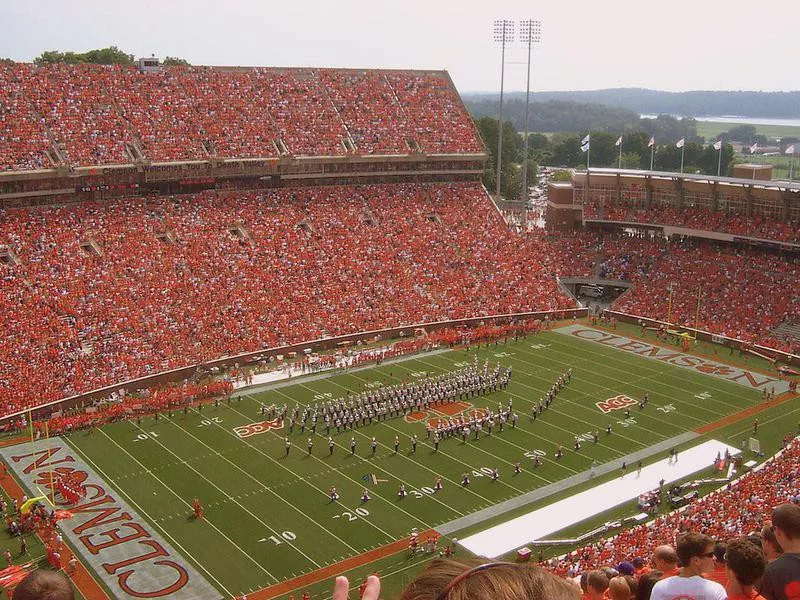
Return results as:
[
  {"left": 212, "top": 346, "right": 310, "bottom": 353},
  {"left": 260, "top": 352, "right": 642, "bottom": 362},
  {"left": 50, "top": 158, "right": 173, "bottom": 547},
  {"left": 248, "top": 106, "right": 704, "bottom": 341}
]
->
[
  {"left": 618, "top": 139, "right": 622, "bottom": 169},
  {"left": 667, "top": 284, "right": 674, "bottom": 325},
  {"left": 650, "top": 144, "right": 655, "bottom": 171},
  {"left": 680, "top": 145, "right": 685, "bottom": 174},
  {"left": 694, "top": 288, "right": 702, "bottom": 340},
  {"left": 46, "top": 422, "right": 55, "bottom": 507},
  {"left": 717, "top": 146, "right": 722, "bottom": 177}
]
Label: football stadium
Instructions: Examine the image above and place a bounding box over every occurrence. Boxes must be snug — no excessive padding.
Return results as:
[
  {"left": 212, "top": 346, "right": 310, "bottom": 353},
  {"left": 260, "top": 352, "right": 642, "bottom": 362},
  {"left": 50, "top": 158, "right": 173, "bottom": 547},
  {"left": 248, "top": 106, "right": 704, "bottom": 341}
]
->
[{"left": 1, "top": 12, "right": 799, "bottom": 600}]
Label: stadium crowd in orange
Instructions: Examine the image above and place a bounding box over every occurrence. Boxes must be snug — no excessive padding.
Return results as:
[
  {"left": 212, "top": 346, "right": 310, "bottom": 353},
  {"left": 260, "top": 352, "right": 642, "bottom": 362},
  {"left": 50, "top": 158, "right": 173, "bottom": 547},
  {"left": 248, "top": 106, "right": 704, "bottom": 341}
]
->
[
  {"left": 0, "top": 182, "right": 571, "bottom": 415},
  {"left": 583, "top": 201, "right": 800, "bottom": 244},
  {"left": 0, "top": 62, "right": 481, "bottom": 169}
]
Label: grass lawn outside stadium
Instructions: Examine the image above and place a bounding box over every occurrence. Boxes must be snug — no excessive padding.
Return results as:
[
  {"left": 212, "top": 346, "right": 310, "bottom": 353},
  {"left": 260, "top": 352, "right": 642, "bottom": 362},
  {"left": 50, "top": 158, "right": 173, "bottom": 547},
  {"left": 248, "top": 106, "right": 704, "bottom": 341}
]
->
[{"left": 2, "top": 320, "right": 798, "bottom": 600}]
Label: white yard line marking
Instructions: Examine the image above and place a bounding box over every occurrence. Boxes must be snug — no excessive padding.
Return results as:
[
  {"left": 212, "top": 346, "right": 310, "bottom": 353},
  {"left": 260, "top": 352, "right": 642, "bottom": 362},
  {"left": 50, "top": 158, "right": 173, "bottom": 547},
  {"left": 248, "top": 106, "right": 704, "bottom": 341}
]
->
[
  {"left": 76, "top": 432, "right": 244, "bottom": 592},
  {"left": 459, "top": 438, "right": 741, "bottom": 557},
  {"left": 143, "top": 417, "right": 333, "bottom": 563},
  {"left": 296, "top": 377, "right": 529, "bottom": 496},
  {"left": 546, "top": 331, "right": 763, "bottom": 409},
  {"left": 188, "top": 405, "right": 412, "bottom": 537}
]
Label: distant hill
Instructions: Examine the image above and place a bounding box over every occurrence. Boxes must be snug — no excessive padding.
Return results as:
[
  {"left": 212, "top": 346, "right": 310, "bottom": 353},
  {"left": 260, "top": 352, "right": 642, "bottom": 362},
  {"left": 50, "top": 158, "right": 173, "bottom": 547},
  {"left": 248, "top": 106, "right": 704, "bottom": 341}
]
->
[
  {"left": 466, "top": 98, "right": 642, "bottom": 134},
  {"left": 463, "top": 89, "right": 800, "bottom": 119}
]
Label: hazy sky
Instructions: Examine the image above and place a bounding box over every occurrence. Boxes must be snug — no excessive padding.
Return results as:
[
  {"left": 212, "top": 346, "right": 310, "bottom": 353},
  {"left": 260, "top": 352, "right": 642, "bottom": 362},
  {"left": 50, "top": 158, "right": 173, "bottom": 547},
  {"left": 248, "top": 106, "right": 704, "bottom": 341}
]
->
[{"left": 3, "top": 0, "right": 798, "bottom": 93}]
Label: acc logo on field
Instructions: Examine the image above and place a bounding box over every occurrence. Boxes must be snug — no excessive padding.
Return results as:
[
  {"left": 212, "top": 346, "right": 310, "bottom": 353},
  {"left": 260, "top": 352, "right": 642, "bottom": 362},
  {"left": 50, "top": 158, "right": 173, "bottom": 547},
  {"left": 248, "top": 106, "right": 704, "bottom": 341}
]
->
[
  {"left": 233, "top": 418, "right": 284, "bottom": 439},
  {"left": 596, "top": 395, "right": 637, "bottom": 414}
]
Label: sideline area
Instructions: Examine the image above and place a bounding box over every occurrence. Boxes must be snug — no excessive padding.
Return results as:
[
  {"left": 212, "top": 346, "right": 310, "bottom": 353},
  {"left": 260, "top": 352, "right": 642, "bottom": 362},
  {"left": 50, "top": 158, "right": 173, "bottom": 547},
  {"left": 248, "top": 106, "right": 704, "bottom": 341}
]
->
[{"left": 458, "top": 438, "right": 740, "bottom": 558}]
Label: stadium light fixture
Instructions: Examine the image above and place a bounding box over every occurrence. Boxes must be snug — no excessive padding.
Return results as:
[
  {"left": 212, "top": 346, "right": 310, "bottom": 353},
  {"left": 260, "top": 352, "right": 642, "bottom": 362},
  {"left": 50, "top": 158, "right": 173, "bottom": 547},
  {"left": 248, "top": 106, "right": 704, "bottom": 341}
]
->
[
  {"left": 492, "top": 19, "right": 515, "bottom": 201},
  {"left": 518, "top": 19, "right": 542, "bottom": 223}
]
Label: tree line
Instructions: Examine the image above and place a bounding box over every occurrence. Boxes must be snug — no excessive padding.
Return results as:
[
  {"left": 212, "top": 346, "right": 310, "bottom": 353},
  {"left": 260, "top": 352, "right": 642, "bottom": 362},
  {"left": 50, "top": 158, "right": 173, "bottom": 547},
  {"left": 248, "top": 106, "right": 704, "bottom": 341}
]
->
[
  {"left": 474, "top": 116, "right": 737, "bottom": 200},
  {"left": 32, "top": 46, "right": 190, "bottom": 66}
]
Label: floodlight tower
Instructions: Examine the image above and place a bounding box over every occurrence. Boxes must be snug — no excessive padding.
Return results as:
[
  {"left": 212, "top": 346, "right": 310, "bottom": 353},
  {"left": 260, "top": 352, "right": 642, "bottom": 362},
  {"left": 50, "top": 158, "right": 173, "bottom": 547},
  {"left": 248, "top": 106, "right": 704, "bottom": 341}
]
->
[
  {"left": 492, "top": 19, "right": 515, "bottom": 200},
  {"left": 519, "top": 19, "right": 542, "bottom": 221}
]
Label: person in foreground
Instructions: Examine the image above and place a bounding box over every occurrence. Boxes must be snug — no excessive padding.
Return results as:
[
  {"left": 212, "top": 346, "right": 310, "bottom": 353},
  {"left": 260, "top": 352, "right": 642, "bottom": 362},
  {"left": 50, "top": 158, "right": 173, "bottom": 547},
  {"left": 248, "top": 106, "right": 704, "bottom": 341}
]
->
[
  {"left": 332, "top": 557, "right": 580, "bottom": 600},
  {"left": 649, "top": 532, "right": 727, "bottom": 600},
  {"left": 13, "top": 570, "right": 75, "bottom": 600},
  {"left": 760, "top": 503, "right": 800, "bottom": 600},
  {"left": 725, "top": 537, "right": 767, "bottom": 600}
]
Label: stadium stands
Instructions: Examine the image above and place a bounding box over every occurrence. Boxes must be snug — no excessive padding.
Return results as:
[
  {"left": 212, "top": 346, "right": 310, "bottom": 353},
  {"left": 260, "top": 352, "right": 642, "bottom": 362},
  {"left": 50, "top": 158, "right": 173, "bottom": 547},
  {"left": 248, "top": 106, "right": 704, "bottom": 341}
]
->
[
  {"left": 583, "top": 200, "right": 800, "bottom": 245},
  {"left": 0, "top": 182, "right": 573, "bottom": 414},
  {"left": 539, "top": 230, "right": 799, "bottom": 354},
  {"left": 0, "top": 63, "right": 481, "bottom": 169}
]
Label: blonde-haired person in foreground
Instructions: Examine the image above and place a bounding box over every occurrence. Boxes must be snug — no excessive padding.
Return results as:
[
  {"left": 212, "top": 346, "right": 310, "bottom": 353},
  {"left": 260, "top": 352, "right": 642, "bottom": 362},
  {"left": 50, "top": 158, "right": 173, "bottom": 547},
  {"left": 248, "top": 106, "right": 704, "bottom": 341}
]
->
[{"left": 333, "top": 558, "right": 580, "bottom": 600}]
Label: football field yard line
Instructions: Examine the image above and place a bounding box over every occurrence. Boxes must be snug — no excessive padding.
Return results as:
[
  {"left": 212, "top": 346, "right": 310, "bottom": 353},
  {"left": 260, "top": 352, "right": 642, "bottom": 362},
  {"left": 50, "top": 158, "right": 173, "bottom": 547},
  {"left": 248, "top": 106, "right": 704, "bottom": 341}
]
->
[
  {"left": 527, "top": 339, "right": 763, "bottom": 429},
  {"left": 157, "top": 415, "right": 356, "bottom": 559},
  {"left": 195, "top": 403, "right": 433, "bottom": 535},
  {"left": 104, "top": 424, "right": 285, "bottom": 578},
  {"left": 434, "top": 429, "right": 700, "bottom": 538},
  {"left": 80, "top": 430, "right": 250, "bottom": 593},
  {"left": 405, "top": 353, "right": 650, "bottom": 450},
  {"left": 507, "top": 341, "right": 715, "bottom": 426},
  {"left": 345, "top": 357, "right": 606, "bottom": 475},
  {"left": 477, "top": 342, "right": 715, "bottom": 433},
  {"left": 388, "top": 356, "right": 629, "bottom": 466},
  {"left": 728, "top": 404, "right": 800, "bottom": 439},
  {"left": 288, "top": 381, "right": 520, "bottom": 498},
  {"left": 407, "top": 355, "right": 638, "bottom": 460},
  {"left": 301, "top": 377, "right": 534, "bottom": 493},
  {"left": 543, "top": 333, "right": 759, "bottom": 413},
  {"left": 459, "top": 438, "right": 740, "bottom": 557},
  {"left": 125, "top": 419, "right": 326, "bottom": 569},
  {"left": 488, "top": 344, "right": 712, "bottom": 430},
  {"left": 235, "top": 393, "right": 466, "bottom": 520}
]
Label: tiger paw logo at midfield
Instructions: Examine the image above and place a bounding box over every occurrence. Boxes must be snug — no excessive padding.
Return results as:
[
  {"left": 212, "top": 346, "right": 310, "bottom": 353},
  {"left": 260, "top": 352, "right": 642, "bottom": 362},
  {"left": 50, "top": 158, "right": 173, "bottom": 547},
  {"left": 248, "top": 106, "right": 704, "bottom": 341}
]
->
[
  {"left": 404, "top": 401, "right": 489, "bottom": 428},
  {"left": 596, "top": 395, "right": 638, "bottom": 414},
  {"left": 233, "top": 417, "right": 284, "bottom": 438}
]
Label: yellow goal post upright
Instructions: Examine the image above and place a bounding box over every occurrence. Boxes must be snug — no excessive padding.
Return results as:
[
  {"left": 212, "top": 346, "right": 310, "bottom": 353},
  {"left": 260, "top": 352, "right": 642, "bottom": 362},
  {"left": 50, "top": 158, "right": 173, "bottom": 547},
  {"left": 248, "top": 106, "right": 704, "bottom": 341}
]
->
[{"left": 24, "top": 409, "right": 56, "bottom": 508}]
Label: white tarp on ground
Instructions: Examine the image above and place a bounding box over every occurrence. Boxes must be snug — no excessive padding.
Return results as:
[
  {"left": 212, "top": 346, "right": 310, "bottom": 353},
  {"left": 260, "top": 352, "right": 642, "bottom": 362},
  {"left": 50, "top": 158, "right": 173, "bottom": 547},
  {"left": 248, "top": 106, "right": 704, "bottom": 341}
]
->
[{"left": 459, "top": 439, "right": 739, "bottom": 558}]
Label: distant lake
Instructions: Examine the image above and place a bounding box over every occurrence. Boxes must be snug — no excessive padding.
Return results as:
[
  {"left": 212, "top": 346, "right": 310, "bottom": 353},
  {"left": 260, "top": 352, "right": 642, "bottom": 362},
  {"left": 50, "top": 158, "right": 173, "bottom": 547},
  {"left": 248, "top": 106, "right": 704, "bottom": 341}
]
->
[{"left": 641, "top": 115, "right": 800, "bottom": 127}]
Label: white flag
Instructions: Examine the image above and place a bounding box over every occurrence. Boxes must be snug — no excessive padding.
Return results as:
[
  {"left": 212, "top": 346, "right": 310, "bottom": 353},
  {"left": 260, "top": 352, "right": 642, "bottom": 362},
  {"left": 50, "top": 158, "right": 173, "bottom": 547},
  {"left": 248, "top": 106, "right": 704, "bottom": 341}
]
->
[
  {"left": 750, "top": 142, "right": 758, "bottom": 154},
  {"left": 676, "top": 138, "right": 685, "bottom": 149},
  {"left": 786, "top": 145, "right": 795, "bottom": 155},
  {"left": 615, "top": 136, "right": 622, "bottom": 147},
  {"left": 648, "top": 137, "right": 655, "bottom": 148},
  {"left": 713, "top": 140, "right": 722, "bottom": 151},
  {"left": 581, "top": 134, "right": 590, "bottom": 145},
  {"left": 581, "top": 142, "right": 590, "bottom": 153}
]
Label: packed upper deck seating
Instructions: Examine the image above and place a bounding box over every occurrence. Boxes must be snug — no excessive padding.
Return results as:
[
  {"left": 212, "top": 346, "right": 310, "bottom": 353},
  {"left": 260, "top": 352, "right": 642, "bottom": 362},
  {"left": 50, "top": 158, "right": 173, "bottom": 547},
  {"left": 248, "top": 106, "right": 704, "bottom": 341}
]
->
[
  {"left": 0, "top": 62, "right": 483, "bottom": 169},
  {"left": 0, "top": 63, "right": 52, "bottom": 171},
  {"left": 0, "top": 182, "right": 573, "bottom": 415}
]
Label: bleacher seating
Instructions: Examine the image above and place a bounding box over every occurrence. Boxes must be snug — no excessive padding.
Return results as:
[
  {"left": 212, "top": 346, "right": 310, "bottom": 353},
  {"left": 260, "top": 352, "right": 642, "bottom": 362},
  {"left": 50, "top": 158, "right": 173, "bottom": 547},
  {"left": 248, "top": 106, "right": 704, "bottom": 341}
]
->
[
  {"left": 583, "top": 200, "right": 800, "bottom": 245},
  {"left": 0, "top": 182, "right": 573, "bottom": 415},
  {"left": 0, "top": 62, "right": 482, "bottom": 169},
  {"left": 538, "top": 230, "right": 800, "bottom": 354}
]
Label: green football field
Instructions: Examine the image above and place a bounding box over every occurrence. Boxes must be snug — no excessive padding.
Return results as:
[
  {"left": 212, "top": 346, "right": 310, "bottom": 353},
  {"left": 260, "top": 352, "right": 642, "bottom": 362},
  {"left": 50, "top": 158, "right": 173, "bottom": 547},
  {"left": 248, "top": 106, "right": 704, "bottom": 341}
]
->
[{"left": 40, "top": 324, "right": 798, "bottom": 599}]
